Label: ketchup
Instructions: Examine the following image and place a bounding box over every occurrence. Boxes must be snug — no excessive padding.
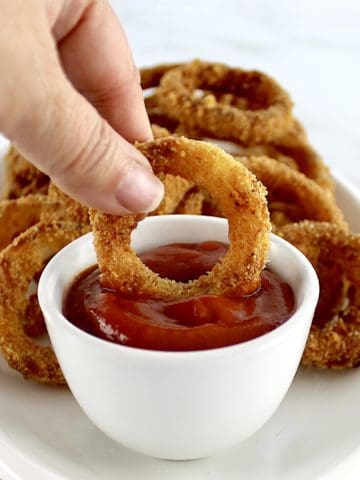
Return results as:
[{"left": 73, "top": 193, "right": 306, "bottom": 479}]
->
[{"left": 63, "top": 241, "right": 295, "bottom": 351}]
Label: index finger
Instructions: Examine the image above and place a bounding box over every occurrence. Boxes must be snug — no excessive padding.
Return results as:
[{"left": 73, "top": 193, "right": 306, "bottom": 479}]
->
[{"left": 52, "top": 0, "right": 152, "bottom": 142}]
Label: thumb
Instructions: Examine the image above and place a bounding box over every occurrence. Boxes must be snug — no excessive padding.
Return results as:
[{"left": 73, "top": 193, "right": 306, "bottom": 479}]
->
[{"left": 7, "top": 78, "right": 164, "bottom": 215}]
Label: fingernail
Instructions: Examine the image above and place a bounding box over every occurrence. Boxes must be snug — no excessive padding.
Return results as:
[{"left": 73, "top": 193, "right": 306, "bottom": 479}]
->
[{"left": 115, "top": 164, "right": 164, "bottom": 213}]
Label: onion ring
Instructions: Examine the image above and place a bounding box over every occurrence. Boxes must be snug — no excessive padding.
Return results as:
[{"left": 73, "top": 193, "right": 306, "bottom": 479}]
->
[
  {"left": 141, "top": 64, "right": 183, "bottom": 131},
  {"left": 145, "top": 61, "right": 331, "bottom": 191},
  {"left": 157, "top": 59, "right": 293, "bottom": 144},
  {"left": 0, "top": 221, "right": 85, "bottom": 384},
  {"left": 278, "top": 221, "right": 360, "bottom": 369},
  {"left": 142, "top": 62, "right": 331, "bottom": 191},
  {"left": 238, "top": 156, "right": 346, "bottom": 230},
  {"left": 90, "top": 137, "right": 270, "bottom": 298}
]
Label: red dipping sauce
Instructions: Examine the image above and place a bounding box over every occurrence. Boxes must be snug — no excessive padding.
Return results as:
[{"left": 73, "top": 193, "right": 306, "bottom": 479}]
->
[{"left": 63, "top": 241, "right": 295, "bottom": 351}]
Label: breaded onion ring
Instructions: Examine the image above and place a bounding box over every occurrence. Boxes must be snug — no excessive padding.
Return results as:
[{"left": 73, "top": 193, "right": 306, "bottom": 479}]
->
[
  {"left": 0, "top": 221, "right": 85, "bottom": 384},
  {"left": 279, "top": 221, "right": 360, "bottom": 369},
  {"left": 238, "top": 156, "right": 347, "bottom": 230},
  {"left": 90, "top": 137, "right": 270, "bottom": 298},
  {"left": 157, "top": 60, "right": 293, "bottom": 144},
  {"left": 0, "top": 194, "right": 44, "bottom": 249},
  {"left": 142, "top": 62, "right": 331, "bottom": 192}
]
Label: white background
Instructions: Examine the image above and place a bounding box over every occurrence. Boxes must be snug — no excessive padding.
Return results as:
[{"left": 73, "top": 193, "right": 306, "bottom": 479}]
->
[{"left": 112, "top": 0, "right": 360, "bottom": 189}]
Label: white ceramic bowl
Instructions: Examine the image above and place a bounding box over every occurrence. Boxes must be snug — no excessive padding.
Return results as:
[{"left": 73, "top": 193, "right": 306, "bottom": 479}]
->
[{"left": 38, "top": 215, "right": 319, "bottom": 460}]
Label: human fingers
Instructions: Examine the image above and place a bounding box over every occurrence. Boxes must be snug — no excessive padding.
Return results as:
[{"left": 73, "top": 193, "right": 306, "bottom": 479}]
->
[
  {"left": 0, "top": 0, "right": 163, "bottom": 214},
  {"left": 48, "top": 0, "right": 152, "bottom": 142}
]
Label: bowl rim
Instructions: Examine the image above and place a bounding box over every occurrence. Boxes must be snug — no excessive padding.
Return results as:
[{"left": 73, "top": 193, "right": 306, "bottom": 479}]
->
[{"left": 38, "top": 215, "right": 319, "bottom": 360}]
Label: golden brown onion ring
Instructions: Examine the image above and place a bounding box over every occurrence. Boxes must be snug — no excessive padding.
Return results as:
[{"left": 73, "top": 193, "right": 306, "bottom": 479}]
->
[
  {"left": 90, "top": 137, "right": 270, "bottom": 298},
  {"left": 157, "top": 59, "right": 293, "bottom": 144}
]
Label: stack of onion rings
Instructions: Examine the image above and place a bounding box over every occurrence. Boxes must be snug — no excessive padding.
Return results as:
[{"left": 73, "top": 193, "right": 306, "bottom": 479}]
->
[
  {"left": 156, "top": 59, "right": 294, "bottom": 144},
  {"left": 138, "top": 60, "right": 358, "bottom": 370},
  {"left": 0, "top": 57, "right": 359, "bottom": 385},
  {"left": 141, "top": 61, "right": 333, "bottom": 192}
]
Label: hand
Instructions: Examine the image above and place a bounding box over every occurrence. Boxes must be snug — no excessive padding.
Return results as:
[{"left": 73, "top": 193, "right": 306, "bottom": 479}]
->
[{"left": 0, "top": 0, "right": 164, "bottom": 214}]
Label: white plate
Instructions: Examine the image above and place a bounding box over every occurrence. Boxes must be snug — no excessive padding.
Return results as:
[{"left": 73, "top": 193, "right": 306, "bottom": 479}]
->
[{"left": 0, "top": 138, "right": 360, "bottom": 480}]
